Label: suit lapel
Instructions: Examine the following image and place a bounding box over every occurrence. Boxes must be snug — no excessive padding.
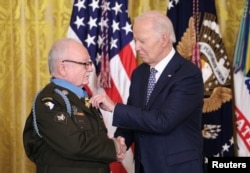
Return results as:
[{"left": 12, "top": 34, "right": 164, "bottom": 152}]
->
[{"left": 146, "top": 54, "right": 183, "bottom": 107}]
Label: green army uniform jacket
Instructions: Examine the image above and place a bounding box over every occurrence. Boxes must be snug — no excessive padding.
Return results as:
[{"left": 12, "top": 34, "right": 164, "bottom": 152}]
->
[{"left": 23, "top": 82, "right": 117, "bottom": 173}]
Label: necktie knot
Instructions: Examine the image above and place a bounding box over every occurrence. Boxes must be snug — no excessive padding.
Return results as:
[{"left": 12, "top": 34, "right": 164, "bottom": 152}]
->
[
  {"left": 150, "top": 68, "right": 157, "bottom": 75},
  {"left": 146, "top": 68, "right": 157, "bottom": 104}
]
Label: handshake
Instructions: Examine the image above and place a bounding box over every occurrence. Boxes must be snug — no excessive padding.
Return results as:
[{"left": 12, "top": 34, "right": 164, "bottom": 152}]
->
[{"left": 112, "top": 136, "right": 127, "bottom": 162}]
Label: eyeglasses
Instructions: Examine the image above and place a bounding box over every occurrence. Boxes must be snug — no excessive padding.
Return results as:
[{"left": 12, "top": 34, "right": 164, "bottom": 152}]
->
[{"left": 62, "top": 60, "right": 93, "bottom": 69}]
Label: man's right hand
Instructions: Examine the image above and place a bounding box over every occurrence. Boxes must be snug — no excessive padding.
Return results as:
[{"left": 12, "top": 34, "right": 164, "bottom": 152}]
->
[{"left": 112, "top": 136, "right": 126, "bottom": 162}]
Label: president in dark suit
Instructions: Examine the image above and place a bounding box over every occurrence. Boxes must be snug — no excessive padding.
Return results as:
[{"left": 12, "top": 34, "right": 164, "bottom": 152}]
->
[{"left": 90, "top": 10, "right": 205, "bottom": 173}]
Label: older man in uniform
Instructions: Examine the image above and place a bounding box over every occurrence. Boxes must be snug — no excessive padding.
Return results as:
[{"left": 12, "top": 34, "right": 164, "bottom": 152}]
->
[{"left": 23, "top": 38, "right": 126, "bottom": 173}]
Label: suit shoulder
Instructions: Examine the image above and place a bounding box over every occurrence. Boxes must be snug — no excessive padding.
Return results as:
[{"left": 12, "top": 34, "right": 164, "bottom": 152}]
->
[{"left": 177, "top": 54, "right": 201, "bottom": 73}]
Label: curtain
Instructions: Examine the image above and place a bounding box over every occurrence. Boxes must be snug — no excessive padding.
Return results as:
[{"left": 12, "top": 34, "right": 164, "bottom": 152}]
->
[{"left": 0, "top": 0, "right": 244, "bottom": 173}]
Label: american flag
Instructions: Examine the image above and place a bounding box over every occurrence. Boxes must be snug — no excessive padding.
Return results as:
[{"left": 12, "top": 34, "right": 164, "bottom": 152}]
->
[
  {"left": 167, "top": 0, "right": 235, "bottom": 170},
  {"left": 67, "top": 0, "right": 137, "bottom": 172},
  {"left": 233, "top": 0, "right": 250, "bottom": 157}
]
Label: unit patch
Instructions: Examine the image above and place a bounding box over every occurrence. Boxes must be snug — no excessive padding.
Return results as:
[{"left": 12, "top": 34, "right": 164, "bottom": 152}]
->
[
  {"left": 41, "top": 97, "right": 55, "bottom": 110},
  {"left": 44, "top": 101, "right": 54, "bottom": 110}
]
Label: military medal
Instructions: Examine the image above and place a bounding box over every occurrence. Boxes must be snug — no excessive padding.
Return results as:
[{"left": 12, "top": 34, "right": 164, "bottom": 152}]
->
[{"left": 85, "top": 97, "right": 90, "bottom": 108}]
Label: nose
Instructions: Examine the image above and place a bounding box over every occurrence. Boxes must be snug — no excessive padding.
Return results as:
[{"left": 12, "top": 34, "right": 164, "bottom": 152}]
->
[
  {"left": 88, "top": 65, "right": 94, "bottom": 72},
  {"left": 135, "top": 42, "right": 141, "bottom": 51}
]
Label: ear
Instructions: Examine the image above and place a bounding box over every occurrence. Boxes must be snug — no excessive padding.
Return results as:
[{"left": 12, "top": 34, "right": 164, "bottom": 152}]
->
[
  {"left": 58, "top": 61, "right": 67, "bottom": 76},
  {"left": 161, "top": 33, "right": 170, "bottom": 47}
]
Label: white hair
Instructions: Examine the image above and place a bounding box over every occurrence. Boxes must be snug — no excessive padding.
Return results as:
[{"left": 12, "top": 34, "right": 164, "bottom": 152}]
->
[
  {"left": 134, "top": 10, "right": 176, "bottom": 43},
  {"left": 48, "top": 38, "right": 78, "bottom": 75}
]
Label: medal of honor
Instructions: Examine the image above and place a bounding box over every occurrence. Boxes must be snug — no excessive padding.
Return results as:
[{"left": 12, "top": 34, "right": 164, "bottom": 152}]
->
[{"left": 85, "top": 97, "right": 90, "bottom": 108}]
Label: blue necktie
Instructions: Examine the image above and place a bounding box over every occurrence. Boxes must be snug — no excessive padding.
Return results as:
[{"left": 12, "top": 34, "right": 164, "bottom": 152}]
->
[{"left": 146, "top": 68, "right": 157, "bottom": 104}]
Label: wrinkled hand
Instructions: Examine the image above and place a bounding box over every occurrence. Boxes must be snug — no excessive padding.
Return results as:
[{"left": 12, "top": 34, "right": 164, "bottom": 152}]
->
[
  {"left": 113, "top": 136, "right": 126, "bottom": 162},
  {"left": 89, "top": 92, "right": 115, "bottom": 112}
]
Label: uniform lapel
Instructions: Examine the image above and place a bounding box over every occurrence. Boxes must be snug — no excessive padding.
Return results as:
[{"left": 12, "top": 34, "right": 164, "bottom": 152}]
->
[{"left": 67, "top": 93, "right": 96, "bottom": 118}]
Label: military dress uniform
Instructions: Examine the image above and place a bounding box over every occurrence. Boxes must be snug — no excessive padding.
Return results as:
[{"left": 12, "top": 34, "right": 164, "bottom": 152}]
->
[{"left": 23, "top": 82, "right": 117, "bottom": 173}]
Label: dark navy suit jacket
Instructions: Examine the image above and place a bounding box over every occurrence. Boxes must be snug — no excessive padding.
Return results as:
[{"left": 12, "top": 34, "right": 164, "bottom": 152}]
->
[{"left": 113, "top": 52, "right": 205, "bottom": 173}]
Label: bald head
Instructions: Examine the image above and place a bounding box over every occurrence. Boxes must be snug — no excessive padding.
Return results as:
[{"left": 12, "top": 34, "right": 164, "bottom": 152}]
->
[
  {"left": 47, "top": 38, "right": 93, "bottom": 87},
  {"left": 48, "top": 38, "right": 89, "bottom": 75}
]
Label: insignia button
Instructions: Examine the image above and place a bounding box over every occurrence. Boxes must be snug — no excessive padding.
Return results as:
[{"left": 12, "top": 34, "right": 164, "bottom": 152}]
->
[
  {"left": 54, "top": 113, "right": 67, "bottom": 124},
  {"left": 62, "top": 90, "right": 69, "bottom": 95}
]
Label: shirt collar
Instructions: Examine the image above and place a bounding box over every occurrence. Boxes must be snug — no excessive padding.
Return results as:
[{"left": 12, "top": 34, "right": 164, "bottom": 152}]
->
[
  {"left": 51, "top": 78, "right": 87, "bottom": 98},
  {"left": 154, "top": 47, "right": 176, "bottom": 80}
]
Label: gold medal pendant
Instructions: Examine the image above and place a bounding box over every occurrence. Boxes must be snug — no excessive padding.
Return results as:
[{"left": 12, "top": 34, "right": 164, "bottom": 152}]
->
[{"left": 84, "top": 97, "right": 90, "bottom": 108}]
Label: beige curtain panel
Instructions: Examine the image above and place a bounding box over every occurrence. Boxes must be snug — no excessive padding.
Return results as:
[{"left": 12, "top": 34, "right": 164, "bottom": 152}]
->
[{"left": 0, "top": 0, "right": 244, "bottom": 173}]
